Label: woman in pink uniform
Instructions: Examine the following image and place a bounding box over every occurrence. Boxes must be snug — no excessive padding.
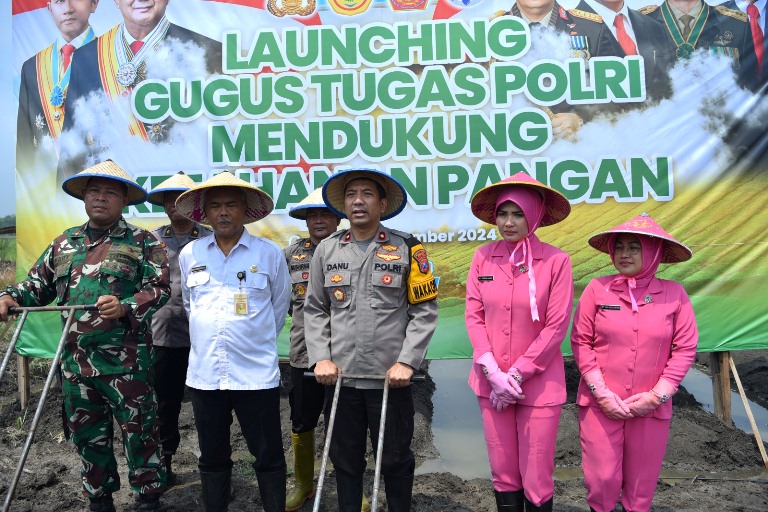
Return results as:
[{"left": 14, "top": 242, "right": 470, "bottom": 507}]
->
[
  {"left": 466, "top": 172, "right": 573, "bottom": 512},
  {"left": 571, "top": 213, "right": 698, "bottom": 512}
]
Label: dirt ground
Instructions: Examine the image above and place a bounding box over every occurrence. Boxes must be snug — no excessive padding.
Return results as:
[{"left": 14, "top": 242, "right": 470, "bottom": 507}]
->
[{"left": 1, "top": 353, "right": 767, "bottom": 512}]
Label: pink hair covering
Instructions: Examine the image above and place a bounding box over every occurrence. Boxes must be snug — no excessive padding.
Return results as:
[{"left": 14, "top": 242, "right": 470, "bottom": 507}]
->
[
  {"left": 495, "top": 187, "right": 545, "bottom": 322},
  {"left": 607, "top": 233, "right": 663, "bottom": 312}
]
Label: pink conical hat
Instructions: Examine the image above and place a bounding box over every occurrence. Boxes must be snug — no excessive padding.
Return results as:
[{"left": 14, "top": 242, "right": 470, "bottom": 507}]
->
[
  {"left": 588, "top": 213, "right": 692, "bottom": 263},
  {"left": 470, "top": 172, "right": 571, "bottom": 226}
]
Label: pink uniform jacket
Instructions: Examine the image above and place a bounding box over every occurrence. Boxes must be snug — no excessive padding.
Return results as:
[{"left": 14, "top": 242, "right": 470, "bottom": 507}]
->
[
  {"left": 466, "top": 234, "right": 573, "bottom": 407},
  {"left": 571, "top": 276, "right": 698, "bottom": 419}
]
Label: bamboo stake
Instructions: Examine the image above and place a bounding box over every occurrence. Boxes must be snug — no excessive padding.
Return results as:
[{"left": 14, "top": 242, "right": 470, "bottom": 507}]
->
[{"left": 729, "top": 357, "right": 768, "bottom": 470}]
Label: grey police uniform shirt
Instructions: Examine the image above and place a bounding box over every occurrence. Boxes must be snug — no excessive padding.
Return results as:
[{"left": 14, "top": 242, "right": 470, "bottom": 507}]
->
[
  {"left": 304, "top": 225, "right": 438, "bottom": 389},
  {"left": 150, "top": 223, "right": 212, "bottom": 348},
  {"left": 283, "top": 237, "right": 316, "bottom": 368}
]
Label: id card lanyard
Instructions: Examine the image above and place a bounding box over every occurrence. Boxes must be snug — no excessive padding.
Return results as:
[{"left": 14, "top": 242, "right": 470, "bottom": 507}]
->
[{"left": 234, "top": 271, "right": 248, "bottom": 315}]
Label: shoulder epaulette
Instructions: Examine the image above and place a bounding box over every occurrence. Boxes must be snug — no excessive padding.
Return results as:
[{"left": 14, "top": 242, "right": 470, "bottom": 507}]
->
[
  {"left": 329, "top": 229, "right": 345, "bottom": 239},
  {"left": 389, "top": 228, "right": 414, "bottom": 241},
  {"left": 568, "top": 8, "right": 602, "bottom": 23},
  {"left": 637, "top": 4, "right": 659, "bottom": 14},
  {"left": 715, "top": 5, "right": 748, "bottom": 22},
  {"left": 559, "top": 5, "right": 569, "bottom": 20},
  {"left": 490, "top": 9, "right": 508, "bottom": 20}
]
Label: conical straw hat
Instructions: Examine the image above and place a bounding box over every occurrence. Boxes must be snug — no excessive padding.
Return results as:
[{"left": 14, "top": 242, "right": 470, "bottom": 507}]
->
[
  {"left": 288, "top": 187, "right": 338, "bottom": 220},
  {"left": 588, "top": 213, "right": 692, "bottom": 263},
  {"left": 469, "top": 172, "right": 571, "bottom": 226},
  {"left": 175, "top": 171, "right": 274, "bottom": 224},
  {"left": 322, "top": 169, "right": 406, "bottom": 220},
  {"left": 146, "top": 172, "right": 197, "bottom": 206},
  {"left": 62, "top": 159, "right": 147, "bottom": 206}
]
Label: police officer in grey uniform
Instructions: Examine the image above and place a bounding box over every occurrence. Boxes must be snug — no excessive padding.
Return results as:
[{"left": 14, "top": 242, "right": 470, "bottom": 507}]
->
[
  {"left": 282, "top": 187, "right": 344, "bottom": 511},
  {"left": 304, "top": 169, "right": 438, "bottom": 512},
  {"left": 147, "top": 172, "right": 211, "bottom": 483}
]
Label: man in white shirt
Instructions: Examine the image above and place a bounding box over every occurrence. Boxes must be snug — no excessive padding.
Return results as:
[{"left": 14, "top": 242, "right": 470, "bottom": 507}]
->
[{"left": 177, "top": 171, "right": 291, "bottom": 512}]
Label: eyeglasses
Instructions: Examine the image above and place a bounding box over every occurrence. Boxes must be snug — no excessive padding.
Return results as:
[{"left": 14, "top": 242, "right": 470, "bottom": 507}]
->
[{"left": 614, "top": 243, "right": 642, "bottom": 256}]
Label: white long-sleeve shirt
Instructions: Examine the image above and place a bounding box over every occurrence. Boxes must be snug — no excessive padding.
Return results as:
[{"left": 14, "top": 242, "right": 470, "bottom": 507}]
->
[{"left": 180, "top": 229, "right": 290, "bottom": 390}]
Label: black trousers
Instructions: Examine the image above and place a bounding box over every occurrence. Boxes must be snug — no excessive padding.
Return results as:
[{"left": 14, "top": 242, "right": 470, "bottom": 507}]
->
[
  {"left": 324, "top": 386, "right": 415, "bottom": 478},
  {"left": 153, "top": 346, "right": 189, "bottom": 454},
  {"left": 190, "top": 387, "right": 286, "bottom": 474},
  {"left": 289, "top": 365, "right": 326, "bottom": 433}
]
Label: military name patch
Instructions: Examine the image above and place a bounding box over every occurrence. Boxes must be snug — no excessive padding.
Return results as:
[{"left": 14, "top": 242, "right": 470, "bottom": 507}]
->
[
  {"left": 326, "top": 262, "right": 349, "bottom": 271},
  {"left": 291, "top": 263, "right": 310, "bottom": 272}
]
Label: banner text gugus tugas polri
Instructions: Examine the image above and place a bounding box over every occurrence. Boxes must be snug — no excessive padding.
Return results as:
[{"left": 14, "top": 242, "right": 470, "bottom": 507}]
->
[{"left": 129, "top": 17, "right": 672, "bottom": 204}]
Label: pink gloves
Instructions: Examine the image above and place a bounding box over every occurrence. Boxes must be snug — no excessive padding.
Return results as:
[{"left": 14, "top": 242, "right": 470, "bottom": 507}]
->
[
  {"left": 626, "top": 377, "right": 677, "bottom": 417},
  {"left": 478, "top": 352, "right": 525, "bottom": 405},
  {"left": 583, "top": 370, "right": 633, "bottom": 420},
  {"left": 489, "top": 391, "right": 508, "bottom": 412}
]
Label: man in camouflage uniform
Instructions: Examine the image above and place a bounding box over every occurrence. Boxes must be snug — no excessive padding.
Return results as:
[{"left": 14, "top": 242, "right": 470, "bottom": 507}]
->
[
  {"left": 305, "top": 169, "right": 438, "bottom": 512},
  {"left": 0, "top": 160, "right": 170, "bottom": 512}
]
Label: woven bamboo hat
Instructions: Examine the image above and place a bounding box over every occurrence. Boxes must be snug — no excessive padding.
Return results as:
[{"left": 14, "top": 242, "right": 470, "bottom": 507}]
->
[
  {"left": 588, "top": 213, "right": 692, "bottom": 263},
  {"left": 147, "top": 172, "right": 197, "bottom": 206},
  {"left": 322, "top": 169, "right": 406, "bottom": 220},
  {"left": 289, "top": 187, "right": 338, "bottom": 220},
  {"left": 470, "top": 172, "right": 571, "bottom": 226},
  {"left": 62, "top": 159, "right": 147, "bottom": 206},
  {"left": 175, "top": 171, "right": 274, "bottom": 224}
]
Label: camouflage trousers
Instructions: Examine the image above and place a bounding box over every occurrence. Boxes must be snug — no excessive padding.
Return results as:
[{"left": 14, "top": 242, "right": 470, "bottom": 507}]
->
[{"left": 62, "top": 369, "right": 167, "bottom": 499}]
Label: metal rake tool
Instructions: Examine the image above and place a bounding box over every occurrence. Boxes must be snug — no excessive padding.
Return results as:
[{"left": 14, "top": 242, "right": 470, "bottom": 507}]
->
[
  {"left": 307, "top": 371, "right": 424, "bottom": 512},
  {"left": 0, "top": 304, "right": 97, "bottom": 512}
]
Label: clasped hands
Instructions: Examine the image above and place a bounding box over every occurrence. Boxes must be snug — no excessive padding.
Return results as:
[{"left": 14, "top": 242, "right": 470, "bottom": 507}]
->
[{"left": 478, "top": 352, "right": 524, "bottom": 412}]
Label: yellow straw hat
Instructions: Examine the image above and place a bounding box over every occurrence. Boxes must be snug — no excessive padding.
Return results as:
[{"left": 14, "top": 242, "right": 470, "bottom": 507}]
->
[
  {"left": 175, "top": 171, "right": 274, "bottom": 224},
  {"left": 470, "top": 172, "right": 571, "bottom": 226},
  {"left": 322, "top": 169, "right": 406, "bottom": 220},
  {"left": 61, "top": 159, "right": 147, "bottom": 206},
  {"left": 288, "top": 187, "right": 338, "bottom": 220},
  {"left": 146, "top": 172, "right": 197, "bottom": 206}
]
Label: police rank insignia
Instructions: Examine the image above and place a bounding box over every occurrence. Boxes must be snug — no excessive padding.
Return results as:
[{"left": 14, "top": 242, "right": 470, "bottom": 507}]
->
[
  {"left": 292, "top": 254, "right": 307, "bottom": 260},
  {"left": 333, "top": 289, "right": 345, "bottom": 301},
  {"left": 330, "top": 274, "right": 343, "bottom": 283},
  {"left": 296, "top": 284, "right": 307, "bottom": 296},
  {"left": 381, "top": 244, "right": 398, "bottom": 252},
  {"left": 376, "top": 252, "right": 402, "bottom": 262},
  {"left": 412, "top": 248, "right": 430, "bottom": 274},
  {"left": 302, "top": 272, "right": 309, "bottom": 280},
  {"left": 382, "top": 274, "right": 393, "bottom": 285}
]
